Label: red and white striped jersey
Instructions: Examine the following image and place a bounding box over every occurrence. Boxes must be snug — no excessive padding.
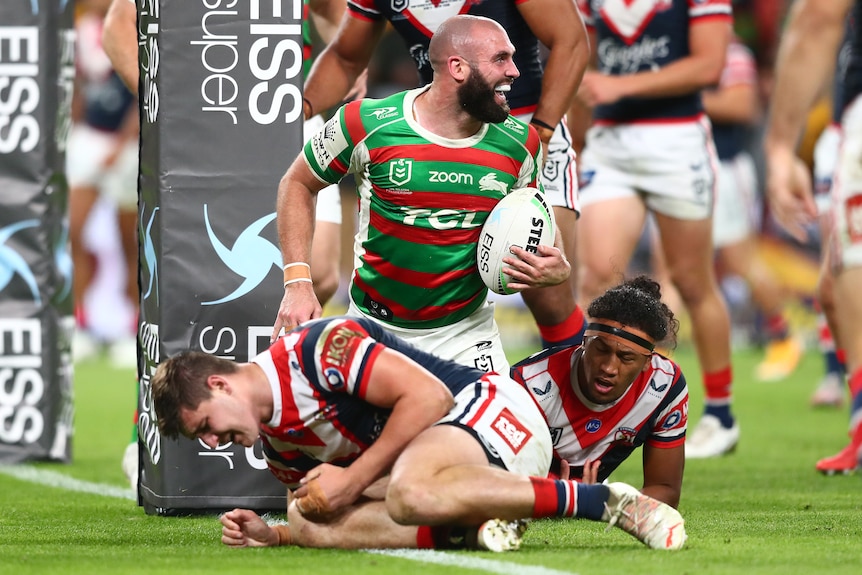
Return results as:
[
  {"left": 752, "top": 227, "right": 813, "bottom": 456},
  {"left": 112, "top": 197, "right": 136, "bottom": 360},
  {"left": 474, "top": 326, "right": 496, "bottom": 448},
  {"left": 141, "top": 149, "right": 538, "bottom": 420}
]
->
[
  {"left": 511, "top": 345, "right": 688, "bottom": 482},
  {"left": 252, "top": 316, "right": 494, "bottom": 487}
]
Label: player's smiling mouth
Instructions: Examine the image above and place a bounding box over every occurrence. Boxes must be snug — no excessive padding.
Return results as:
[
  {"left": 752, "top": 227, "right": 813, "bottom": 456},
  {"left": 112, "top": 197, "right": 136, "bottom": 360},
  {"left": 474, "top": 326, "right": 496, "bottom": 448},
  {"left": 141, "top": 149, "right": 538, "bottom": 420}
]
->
[{"left": 494, "top": 83, "right": 511, "bottom": 102}]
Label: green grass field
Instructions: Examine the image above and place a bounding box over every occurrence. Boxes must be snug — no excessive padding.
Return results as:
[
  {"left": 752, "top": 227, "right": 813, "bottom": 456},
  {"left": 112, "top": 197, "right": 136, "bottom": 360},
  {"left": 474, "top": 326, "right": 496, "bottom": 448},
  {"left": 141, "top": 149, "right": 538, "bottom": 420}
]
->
[{"left": 1, "top": 344, "right": 860, "bottom": 575}]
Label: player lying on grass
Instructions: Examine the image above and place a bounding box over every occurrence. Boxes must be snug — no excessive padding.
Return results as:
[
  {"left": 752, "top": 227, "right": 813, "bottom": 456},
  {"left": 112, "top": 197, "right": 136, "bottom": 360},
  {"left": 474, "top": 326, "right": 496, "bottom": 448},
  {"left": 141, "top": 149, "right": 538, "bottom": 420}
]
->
[
  {"left": 512, "top": 275, "right": 687, "bottom": 508},
  {"left": 152, "top": 315, "right": 687, "bottom": 551}
]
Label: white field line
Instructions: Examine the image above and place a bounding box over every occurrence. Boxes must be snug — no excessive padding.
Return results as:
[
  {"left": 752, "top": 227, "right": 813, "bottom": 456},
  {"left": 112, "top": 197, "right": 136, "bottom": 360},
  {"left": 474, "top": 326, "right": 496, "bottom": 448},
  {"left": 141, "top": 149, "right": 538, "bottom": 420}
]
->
[
  {"left": 368, "top": 549, "right": 579, "bottom": 575},
  {"left": 0, "top": 465, "right": 136, "bottom": 500},
  {"left": 0, "top": 465, "right": 580, "bottom": 575}
]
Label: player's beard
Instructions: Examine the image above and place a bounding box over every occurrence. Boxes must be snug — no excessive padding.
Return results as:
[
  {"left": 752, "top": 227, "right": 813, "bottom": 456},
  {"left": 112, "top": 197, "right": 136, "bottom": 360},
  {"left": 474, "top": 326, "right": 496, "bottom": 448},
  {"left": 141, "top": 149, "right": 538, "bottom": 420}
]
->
[{"left": 457, "top": 70, "right": 510, "bottom": 124}]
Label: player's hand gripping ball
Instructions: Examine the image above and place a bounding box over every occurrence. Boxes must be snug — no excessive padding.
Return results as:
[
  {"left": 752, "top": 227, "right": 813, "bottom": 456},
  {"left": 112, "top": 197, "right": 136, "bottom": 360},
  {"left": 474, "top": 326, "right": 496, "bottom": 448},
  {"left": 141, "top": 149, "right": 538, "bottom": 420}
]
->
[{"left": 476, "top": 187, "right": 556, "bottom": 294}]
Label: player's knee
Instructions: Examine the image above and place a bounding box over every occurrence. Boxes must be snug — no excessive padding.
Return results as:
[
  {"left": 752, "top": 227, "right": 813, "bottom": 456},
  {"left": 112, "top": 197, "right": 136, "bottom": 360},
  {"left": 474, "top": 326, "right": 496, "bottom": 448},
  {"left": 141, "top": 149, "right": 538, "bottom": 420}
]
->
[
  {"left": 669, "top": 271, "right": 709, "bottom": 306},
  {"left": 579, "top": 265, "right": 616, "bottom": 301},
  {"left": 816, "top": 273, "right": 836, "bottom": 314},
  {"left": 385, "top": 479, "right": 440, "bottom": 525}
]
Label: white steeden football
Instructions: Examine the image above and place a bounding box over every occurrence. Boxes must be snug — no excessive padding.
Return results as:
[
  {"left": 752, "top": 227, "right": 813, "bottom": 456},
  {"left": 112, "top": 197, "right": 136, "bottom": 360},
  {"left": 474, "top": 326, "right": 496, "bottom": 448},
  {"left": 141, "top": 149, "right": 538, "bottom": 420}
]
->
[{"left": 477, "top": 187, "right": 556, "bottom": 295}]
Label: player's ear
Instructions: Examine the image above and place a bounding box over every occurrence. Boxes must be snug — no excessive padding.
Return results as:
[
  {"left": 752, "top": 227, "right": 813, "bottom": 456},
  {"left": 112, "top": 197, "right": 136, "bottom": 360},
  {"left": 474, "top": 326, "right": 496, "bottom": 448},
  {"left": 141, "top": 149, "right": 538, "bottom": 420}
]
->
[
  {"left": 449, "top": 55, "right": 468, "bottom": 81},
  {"left": 206, "top": 374, "right": 229, "bottom": 392}
]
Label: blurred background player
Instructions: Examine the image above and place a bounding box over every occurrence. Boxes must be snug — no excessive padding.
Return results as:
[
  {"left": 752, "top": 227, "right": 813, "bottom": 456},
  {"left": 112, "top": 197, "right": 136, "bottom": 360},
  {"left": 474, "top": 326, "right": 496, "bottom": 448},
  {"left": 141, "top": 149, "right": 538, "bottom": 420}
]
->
[
  {"left": 68, "top": 0, "right": 139, "bottom": 368},
  {"left": 764, "top": 0, "right": 862, "bottom": 474},
  {"left": 807, "top": 20, "right": 854, "bottom": 408},
  {"left": 572, "top": 0, "right": 738, "bottom": 459},
  {"left": 300, "top": 0, "right": 592, "bottom": 351},
  {"left": 707, "top": 37, "right": 802, "bottom": 382}
]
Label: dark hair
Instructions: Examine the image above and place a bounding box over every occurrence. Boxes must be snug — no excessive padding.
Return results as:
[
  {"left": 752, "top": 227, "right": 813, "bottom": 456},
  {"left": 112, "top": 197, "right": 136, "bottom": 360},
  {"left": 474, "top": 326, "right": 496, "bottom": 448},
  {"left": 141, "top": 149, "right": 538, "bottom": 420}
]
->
[
  {"left": 586, "top": 275, "right": 679, "bottom": 350},
  {"left": 151, "top": 351, "right": 239, "bottom": 439}
]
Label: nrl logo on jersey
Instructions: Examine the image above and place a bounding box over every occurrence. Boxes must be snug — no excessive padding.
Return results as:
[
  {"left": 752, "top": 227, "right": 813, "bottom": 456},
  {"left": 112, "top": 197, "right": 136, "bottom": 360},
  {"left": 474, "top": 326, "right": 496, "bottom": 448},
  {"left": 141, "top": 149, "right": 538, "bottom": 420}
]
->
[
  {"left": 389, "top": 158, "right": 413, "bottom": 185},
  {"left": 367, "top": 106, "right": 399, "bottom": 121}
]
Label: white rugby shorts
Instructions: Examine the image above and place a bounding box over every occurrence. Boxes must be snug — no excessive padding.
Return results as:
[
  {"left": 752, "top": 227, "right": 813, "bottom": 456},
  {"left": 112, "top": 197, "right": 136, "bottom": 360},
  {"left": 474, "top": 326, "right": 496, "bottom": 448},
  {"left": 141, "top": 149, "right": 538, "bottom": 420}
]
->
[
  {"left": 515, "top": 112, "right": 579, "bottom": 214},
  {"left": 832, "top": 96, "right": 862, "bottom": 268},
  {"left": 578, "top": 117, "right": 718, "bottom": 220},
  {"left": 66, "top": 123, "right": 138, "bottom": 211},
  {"left": 712, "top": 151, "right": 759, "bottom": 248},
  {"left": 437, "top": 372, "right": 553, "bottom": 478},
  {"left": 814, "top": 124, "right": 841, "bottom": 216}
]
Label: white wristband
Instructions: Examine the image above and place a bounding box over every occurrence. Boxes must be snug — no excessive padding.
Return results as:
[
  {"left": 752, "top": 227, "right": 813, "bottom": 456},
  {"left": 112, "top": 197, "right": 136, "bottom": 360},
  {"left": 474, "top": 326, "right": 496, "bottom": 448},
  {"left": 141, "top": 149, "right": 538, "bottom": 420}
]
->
[{"left": 284, "top": 277, "right": 313, "bottom": 288}]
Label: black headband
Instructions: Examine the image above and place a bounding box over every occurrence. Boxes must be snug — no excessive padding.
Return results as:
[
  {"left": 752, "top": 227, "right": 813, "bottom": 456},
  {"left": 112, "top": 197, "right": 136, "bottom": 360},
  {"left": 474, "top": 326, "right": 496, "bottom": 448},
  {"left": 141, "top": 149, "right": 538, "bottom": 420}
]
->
[{"left": 585, "top": 322, "right": 655, "bottom": 352}]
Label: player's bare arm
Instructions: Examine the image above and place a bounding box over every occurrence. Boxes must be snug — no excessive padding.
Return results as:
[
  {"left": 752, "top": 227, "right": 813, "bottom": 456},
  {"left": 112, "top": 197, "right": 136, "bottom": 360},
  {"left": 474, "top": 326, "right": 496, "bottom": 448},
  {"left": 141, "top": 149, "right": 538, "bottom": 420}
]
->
[
  {"left": 518, "top": 0, "right": 590, "bottom": 144},
  {"left": 764, "top": 0, "right": 851, "bottom": 242},
  {"left": 102, "top": 0, "right": 139, "bottom": 94},
  {"left": 566, "top": 25, "right": 598, "bottom": 157},
  {"left": 293, "top": 348, "right": 455, "bottom": 518},
  {"left": 702, "top": 82, "right": 760, "bottom": 126},
  {"left": 578, "top": 19, "right": 730, "bottom": 106},
  {"left": 273, "top": 159, "right": 326, "bottom": 340},
  {"left": 308, "top": 0, "right": 347, "bottom": 44},
  {"left": 304, "top": 15, "right": 385, "bottom": 118},
  {"left": 641, "top": 443, "right": 684, "bottom": 509}
]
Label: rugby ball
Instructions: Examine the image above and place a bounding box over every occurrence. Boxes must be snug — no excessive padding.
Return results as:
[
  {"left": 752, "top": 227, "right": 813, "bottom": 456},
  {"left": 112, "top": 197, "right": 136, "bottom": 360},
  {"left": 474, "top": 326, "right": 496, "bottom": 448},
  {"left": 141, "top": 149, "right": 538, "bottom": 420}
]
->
[{"left": 477, "top": 187, "right": 556, "bottom": 295}]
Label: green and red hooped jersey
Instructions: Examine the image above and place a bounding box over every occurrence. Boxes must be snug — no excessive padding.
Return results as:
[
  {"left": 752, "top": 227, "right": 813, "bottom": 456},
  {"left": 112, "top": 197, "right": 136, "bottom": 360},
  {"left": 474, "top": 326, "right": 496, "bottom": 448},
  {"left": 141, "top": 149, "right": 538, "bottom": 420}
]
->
[{"left": 303, "top": 87, "right": 544, "bottom": 330}]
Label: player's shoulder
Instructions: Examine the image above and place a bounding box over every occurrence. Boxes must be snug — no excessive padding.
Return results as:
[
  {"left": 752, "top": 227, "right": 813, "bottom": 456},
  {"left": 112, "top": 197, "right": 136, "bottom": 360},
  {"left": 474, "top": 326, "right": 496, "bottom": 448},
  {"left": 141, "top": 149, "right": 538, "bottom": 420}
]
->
[
  {"left": 512, "top": 345, "right": 577, "bottom": 374},
  {"left": 489, "top": 115, "right": 541, "bottom": 151},
  {"left": 645, "top": 353, "right": 688, "bottom": 396},
  {"left": 353, "top": 91, "right": 410, "bottom": 125}
]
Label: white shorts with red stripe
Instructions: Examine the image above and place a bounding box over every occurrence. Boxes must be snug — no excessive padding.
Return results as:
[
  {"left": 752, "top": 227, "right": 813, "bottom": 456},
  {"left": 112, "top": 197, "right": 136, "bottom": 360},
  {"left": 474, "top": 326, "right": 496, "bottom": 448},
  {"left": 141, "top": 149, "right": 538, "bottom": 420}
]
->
[
  {"left": 832, "top": 97, "right": 862, "bottom": 268},
  {"left": 437, "top": 372, "right": 553, "bottom": 478},
  {"left": 514, "top": 112, "right": 579, "bottom": 215},
  {"left": 578, "top": 117, "right": 718, "bottom": 220},
  {"left": 814, "top": 124, "right": 841, "bottom": 216}
]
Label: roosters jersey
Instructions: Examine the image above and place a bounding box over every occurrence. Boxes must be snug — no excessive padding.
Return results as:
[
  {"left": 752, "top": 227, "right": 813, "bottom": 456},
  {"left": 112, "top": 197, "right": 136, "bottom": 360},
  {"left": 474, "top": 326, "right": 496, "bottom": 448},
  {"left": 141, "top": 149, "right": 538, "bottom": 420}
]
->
[
  {"left": 511, "top": 345, "right": 688, "bottom": 482},
  {"left": 76, "top": 12, "right": 135, "bottom": 132},
  {"left": 304, "top": 87, "right": 542, "bottom": 329},
  {"left": 348, "top": 0, "right": 544, "bottom": 115},
  {"left": 254, "top": 316, "right": 503, "bottom": 487},
  {"left": 577, "top": 0, "right": 733, "bottom": 124}
]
